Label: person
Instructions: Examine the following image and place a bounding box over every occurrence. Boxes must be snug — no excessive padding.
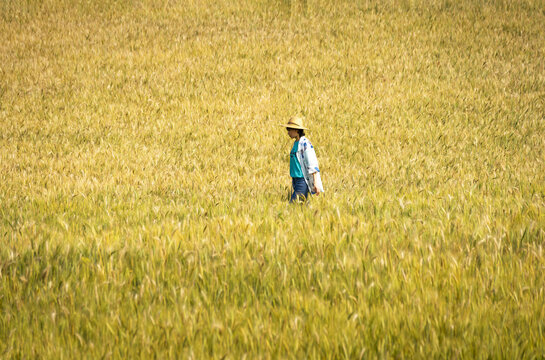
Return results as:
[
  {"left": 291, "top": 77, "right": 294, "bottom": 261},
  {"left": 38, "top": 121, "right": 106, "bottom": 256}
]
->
[{"left": 280, "top": 116, "right": 324, "bottom": 203}]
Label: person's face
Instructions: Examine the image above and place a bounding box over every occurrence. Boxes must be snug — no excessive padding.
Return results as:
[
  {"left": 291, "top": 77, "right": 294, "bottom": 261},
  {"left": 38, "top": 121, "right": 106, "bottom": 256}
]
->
[{"left": 286, "top": 128, "right": 298, "bottom": 139}]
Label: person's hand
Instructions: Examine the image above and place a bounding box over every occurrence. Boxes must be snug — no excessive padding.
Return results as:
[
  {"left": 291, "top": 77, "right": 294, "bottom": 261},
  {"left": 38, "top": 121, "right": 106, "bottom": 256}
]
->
[{"left": 313, "top": 185, "right": 319, "bottom": 195}]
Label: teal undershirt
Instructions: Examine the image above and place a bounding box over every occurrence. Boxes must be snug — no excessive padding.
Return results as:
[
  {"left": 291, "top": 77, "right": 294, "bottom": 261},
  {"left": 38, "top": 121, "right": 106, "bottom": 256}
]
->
[{"left": 290, "top": 140, "right": 304, "bottom": 178}]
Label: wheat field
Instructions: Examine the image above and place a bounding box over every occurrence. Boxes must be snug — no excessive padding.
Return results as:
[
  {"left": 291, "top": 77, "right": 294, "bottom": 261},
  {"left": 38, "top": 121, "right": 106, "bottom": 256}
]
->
[{"left": 1, "top": 0, "right": 545, "bottom": 357}]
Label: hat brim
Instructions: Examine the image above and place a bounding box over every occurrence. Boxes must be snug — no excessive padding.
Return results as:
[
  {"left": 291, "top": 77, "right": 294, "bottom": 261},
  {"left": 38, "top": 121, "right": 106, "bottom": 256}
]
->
[{"left": 279, "top": 123, "right": 308, "bottom": 130}]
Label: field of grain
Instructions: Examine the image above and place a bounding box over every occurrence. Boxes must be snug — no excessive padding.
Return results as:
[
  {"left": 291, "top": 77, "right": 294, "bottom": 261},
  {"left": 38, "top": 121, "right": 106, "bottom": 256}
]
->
[{"left": 1, "top": 0, "right": 545, "bottom": 357}]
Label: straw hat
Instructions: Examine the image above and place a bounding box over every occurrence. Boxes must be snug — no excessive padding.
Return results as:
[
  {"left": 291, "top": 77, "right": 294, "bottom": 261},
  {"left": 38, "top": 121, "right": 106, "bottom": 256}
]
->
[{"left": 279, "top": 116, "right": 308, "bottom": 130}]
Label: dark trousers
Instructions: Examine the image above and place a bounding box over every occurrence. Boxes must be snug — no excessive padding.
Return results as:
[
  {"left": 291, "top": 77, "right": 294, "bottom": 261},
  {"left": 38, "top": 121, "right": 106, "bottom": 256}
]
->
[{"left": 290, "top": 177, "right": 309, "bottom": 203}]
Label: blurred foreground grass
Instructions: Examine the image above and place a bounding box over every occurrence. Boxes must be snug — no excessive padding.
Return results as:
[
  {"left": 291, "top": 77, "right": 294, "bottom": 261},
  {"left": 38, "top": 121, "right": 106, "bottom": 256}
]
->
[{"left": 1, "top": 0, "right": 545, "bottom": 357}]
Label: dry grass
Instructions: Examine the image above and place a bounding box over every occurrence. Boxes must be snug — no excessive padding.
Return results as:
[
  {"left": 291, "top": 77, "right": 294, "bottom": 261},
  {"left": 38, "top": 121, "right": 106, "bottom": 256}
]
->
[{"left": 1, "top": 0, "right": 545, "bottom": 357}]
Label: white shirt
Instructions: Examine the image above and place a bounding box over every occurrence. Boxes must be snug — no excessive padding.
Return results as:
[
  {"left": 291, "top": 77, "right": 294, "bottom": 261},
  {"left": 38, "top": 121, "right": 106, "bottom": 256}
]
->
[{"left": 295, "top": 136, "right": 324, "bottom": 193}]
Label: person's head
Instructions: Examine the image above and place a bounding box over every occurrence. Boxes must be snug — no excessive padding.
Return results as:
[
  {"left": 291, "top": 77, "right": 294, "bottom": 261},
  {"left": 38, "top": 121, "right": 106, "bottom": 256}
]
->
[
  {"left": 281, "top": 116, "right": 308, "bottom": 139},
  {"left": 286, "top": 127, "right": 305, "bottom": 139}
]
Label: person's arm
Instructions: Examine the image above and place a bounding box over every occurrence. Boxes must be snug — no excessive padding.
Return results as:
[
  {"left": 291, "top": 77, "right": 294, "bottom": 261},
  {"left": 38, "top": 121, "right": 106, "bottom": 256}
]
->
[{"left": 312, "top": 172, "right": 320, "bottom": 194}]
